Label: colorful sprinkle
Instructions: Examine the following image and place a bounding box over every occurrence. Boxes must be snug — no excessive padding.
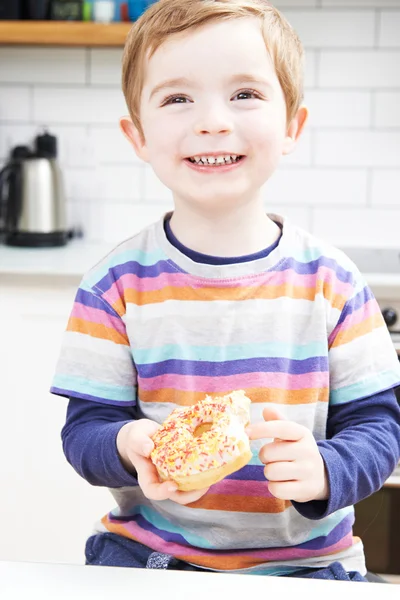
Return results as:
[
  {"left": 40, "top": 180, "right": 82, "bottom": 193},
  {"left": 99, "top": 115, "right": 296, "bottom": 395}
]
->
[{"left": 150, "top": 390, "right": 251, "bottom": 479}]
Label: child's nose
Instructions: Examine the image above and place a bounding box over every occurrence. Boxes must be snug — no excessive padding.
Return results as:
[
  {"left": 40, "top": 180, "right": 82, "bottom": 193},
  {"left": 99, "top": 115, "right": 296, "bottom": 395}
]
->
[{"left": 193, "top": 107, "right": 234, "bottom": 136}]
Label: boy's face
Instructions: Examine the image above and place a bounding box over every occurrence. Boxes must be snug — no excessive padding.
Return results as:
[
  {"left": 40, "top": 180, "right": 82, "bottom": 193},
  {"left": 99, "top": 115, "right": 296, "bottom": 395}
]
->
[{"left": 123, "top": 17, "right": 306, "bottom": 213}]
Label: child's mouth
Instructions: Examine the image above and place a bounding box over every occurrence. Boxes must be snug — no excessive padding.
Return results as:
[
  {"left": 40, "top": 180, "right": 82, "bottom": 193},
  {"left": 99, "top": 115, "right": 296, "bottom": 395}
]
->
[{"left": 185, "top": 154, "right": 245, "bottom": 167}]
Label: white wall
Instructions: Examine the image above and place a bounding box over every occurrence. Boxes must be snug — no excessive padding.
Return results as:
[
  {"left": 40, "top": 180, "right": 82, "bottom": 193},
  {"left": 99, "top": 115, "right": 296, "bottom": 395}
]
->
[{"left": 1, "top": 0, "right": 400, "bottom": 248}]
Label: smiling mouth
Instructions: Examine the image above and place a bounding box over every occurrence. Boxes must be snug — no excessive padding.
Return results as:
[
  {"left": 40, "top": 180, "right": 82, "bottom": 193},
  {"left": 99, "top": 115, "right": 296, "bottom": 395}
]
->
[{"left": 186, "top": 154, "right": 245, "bottom": 166}]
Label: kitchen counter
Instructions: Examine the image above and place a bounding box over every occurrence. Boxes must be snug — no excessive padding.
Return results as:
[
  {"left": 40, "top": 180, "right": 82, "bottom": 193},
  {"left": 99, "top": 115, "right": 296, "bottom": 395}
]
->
[
  {"left": 385, "top": 475, "right": 400, "bottom": 488},
  {"left": 2, "top": 241, "right": 400, "bottom": 291},
  {"left": 0, "top": 560, "right": 397, "bottom": 599},
  {"left": 0, "top": 240, "right": 113, "bottom": 279}
]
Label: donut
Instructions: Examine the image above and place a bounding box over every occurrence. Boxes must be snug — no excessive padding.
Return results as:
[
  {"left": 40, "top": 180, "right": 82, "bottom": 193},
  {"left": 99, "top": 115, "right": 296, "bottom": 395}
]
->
[{"left": 150, "top": 390, "right": 252, "bottom": 492}]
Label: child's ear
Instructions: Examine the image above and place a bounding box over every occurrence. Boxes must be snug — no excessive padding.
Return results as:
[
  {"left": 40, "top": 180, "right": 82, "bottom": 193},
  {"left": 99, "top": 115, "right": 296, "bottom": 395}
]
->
[
  {"left": 282, "top": 105, "right": 308, "bottom": 156},
  {"left": 119, "top": 116, "right": 149, "bottom": 163}
]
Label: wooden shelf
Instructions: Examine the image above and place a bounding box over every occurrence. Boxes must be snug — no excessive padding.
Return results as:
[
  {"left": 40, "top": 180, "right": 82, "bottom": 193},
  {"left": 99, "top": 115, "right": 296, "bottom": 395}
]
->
[{"left": 0, "top": 21, "right": 132, "bottom": 47}]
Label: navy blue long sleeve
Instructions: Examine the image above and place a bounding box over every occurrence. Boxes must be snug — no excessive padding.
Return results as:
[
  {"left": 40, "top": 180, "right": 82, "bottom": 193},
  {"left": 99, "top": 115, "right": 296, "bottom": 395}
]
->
[
  {"left": 62, "top": 388, "right": 400, "bottom": 515},
  {"left": 61, "top": 400, "right": 138, "bottom": 487},
  {"left": 292, "top": 388, "right": 400, "bottom": 519}
]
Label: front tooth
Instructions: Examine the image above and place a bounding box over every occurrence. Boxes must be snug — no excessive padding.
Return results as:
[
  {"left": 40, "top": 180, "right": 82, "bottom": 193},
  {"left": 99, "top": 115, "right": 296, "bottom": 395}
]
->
[{"left": 207, "top": 157, "right": 216, "bottom": 164}]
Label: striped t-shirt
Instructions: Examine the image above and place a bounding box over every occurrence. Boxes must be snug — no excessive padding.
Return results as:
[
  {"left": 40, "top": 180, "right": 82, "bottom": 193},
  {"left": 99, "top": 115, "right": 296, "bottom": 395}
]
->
[{"left": 51, "top": 213, "right": 400, "bottom": 575}]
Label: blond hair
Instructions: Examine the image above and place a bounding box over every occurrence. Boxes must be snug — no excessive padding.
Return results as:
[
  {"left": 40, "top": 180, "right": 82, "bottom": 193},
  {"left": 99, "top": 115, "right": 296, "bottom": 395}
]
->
[{"left": 122, "top": 0, "right": 304, "bottom": 138}]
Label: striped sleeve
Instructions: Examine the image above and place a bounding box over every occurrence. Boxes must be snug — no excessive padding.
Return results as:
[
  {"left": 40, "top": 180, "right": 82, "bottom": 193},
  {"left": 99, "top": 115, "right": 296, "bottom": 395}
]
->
[
  {"left": 328, "top": 266, "right": 400, "bottom": 406},
  {"left": 50, "top": 279, "right": 137, "bottom": 407}
]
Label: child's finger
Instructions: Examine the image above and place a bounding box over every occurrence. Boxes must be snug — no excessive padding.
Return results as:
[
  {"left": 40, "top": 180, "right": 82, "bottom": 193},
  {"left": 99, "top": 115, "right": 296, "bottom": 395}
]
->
[
  {"left": 268, "top": 480, "right": 301, "bottom": 501},
  {"left": 259, "top": 440, "right": 296, "bottom": 464},
  {"left": 264, "top": 461, "right": 298, "bottom": 482},
  {"left": 130, "top": 420, "right": 160, "bottom": 457},
  {"left": 245, "top": 406, "right": 285, "bottom": 439},
  {"left": 262, "top": 406, "right": 286, "bottom": 422},
  {"left": 169, "top": 487, "right": 210, "bottom": 505},
  {"left": 247, "top": 420, "right": 305, "bottom": 442},
  {"left": 134, "top": 453, "right": 178, "bottom": 500}
]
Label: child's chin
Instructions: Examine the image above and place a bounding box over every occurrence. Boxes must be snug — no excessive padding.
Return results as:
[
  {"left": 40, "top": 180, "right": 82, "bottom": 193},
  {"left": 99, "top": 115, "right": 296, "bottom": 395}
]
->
[{"left": 187, "top": 190, "right": 250, "bottom": 209}]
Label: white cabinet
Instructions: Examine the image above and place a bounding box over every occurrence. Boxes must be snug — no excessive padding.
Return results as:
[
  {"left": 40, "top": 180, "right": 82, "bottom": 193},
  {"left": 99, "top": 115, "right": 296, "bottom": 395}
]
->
[{"left": 0, "top": 275, "right": 112, "bottom": 565}]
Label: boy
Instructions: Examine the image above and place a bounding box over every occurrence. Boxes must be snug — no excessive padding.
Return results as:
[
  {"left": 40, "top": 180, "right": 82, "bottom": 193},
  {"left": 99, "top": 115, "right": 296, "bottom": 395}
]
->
[{"left": 51, "top": 0, "right": 400, "bottom": 581}]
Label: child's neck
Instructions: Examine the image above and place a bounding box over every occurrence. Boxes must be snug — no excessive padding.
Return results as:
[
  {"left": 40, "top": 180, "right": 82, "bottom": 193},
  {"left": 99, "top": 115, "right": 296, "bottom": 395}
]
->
[{"left": 169, "top": 200, "right": 280, "bottom": 258}]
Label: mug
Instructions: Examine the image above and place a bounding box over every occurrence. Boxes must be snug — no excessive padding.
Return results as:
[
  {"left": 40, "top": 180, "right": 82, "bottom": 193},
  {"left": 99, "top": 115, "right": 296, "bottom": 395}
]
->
[{"left": 93, "top": 0, "right": 115, "bottom": 22}]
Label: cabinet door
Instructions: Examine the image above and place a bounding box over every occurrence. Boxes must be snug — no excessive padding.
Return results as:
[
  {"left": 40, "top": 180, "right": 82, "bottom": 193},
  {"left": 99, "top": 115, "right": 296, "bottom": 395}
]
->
[{"left": 0, "top": 279, "right": 112, "bottom": 565}]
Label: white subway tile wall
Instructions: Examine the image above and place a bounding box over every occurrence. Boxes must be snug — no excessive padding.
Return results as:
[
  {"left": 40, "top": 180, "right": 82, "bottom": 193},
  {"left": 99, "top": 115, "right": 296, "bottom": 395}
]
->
[
  {"left": 380, "top": 10, "right": 400, "bottom": 46},
  {"left": 0, "top": 1, "right": 400, "bottom": 247}
]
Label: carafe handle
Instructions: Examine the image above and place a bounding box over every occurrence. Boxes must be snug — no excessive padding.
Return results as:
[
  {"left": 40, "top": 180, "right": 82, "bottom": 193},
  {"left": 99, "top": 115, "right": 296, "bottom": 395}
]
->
[{"left": 0, "top": 162, "right": 22, "bottom": 235}]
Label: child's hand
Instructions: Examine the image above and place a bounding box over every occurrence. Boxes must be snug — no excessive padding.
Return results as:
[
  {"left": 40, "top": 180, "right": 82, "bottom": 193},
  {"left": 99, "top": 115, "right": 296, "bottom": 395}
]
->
[
  {"left": 116, "top": 419, "right": 210, "bottom": 505},
  {"left": 246, "top": 407, "right": 329, "bottom": 503}
]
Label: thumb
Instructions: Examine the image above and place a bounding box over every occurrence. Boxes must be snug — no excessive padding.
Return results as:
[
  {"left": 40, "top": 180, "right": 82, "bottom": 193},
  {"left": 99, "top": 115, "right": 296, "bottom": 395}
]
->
[
  {"left": 131, "top": 419, "right": 160, "bottom": 457},
  {"left": 262, "top": 406, "right": 286, "bottom": 422},
  {"left": 245, "top": 406, "right": 286, "bottom": 440}
]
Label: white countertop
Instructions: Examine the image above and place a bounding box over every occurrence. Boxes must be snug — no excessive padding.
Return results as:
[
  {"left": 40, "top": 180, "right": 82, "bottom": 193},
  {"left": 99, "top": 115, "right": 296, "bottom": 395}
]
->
[
  {"left": 385, "top": 475, "right": 400, "bottom": 488},
  {"left": 0, "top": 240, "right": 113, "bottom": 278},
  {"left": 2, "top": 240, "right": 400, "bottom": 290},
  {"left": 0, "top": 560, "right": 396, "bottom": 600}
]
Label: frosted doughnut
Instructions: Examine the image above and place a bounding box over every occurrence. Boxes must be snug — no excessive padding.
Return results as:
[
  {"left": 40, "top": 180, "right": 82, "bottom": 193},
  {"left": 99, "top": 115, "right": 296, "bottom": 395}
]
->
[{"left": 150, "top": 390, "right": 252, "bottom": 492}]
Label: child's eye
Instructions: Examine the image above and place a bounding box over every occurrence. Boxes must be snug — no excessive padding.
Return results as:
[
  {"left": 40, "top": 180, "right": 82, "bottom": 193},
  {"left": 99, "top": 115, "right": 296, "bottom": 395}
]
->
[
  {"left": 161, "top": 95, "right": 191, "bottom": 106},
  {"left": 232, "top": 89, "right": 263, "bottom": 101}
]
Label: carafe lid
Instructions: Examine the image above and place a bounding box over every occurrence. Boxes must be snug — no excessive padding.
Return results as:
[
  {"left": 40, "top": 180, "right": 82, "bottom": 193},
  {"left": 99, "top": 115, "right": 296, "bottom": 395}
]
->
[{"left": 35, "top": 131, "right": 58, "bottom": 158}]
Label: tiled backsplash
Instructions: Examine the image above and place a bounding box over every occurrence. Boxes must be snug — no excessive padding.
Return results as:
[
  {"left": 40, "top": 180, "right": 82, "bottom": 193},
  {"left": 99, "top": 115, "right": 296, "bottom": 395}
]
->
[{"left": 1, "top": 0, "right": 400, "bottom": 247}]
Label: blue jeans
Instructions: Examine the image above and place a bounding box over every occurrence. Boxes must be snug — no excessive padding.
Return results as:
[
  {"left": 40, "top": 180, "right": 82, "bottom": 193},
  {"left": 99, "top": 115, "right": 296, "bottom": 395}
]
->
[{"left": 85, "top": 533, "right": 367, "bottom": 581}]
